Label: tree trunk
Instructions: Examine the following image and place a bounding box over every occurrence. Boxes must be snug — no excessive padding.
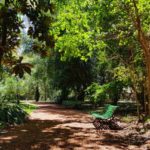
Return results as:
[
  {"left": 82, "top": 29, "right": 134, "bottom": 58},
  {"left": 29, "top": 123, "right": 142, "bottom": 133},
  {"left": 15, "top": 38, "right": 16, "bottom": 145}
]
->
[
  {"left": 145, "top": 63, "right": 150, "bottom": 115},
  {"left": 44, "top": 82, "right": 47, "bottom": 101},
  {"left": 136, "top": 29, "right": 150, "bottom": 116},
  {"left": 77, "top": 90, "right": 85, "bottom": 101},
  {"left": 132, "top": 0, "right": 150, "bottom": 116},
  {"left": 59, "top": 88, "right": 68, "bottom": 104},
  {"left": 137, "top": 87, "right": 145, "bottom": 112},
  {"left": 131, "top": 85, "right": 140, "bottom": 118},
  {"left": 112, "top": 97, "right": 119, "bottom": 105},
  {"left": 0, "top": 0, "right": 8, "bottom": 64}
]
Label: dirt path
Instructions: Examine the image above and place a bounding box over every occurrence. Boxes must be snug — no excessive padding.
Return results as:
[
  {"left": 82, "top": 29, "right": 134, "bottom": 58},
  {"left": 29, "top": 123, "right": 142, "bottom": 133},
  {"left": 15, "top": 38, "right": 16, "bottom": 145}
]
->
[{"left": 0, "top": 102, "right": 149, "bottom": 150}]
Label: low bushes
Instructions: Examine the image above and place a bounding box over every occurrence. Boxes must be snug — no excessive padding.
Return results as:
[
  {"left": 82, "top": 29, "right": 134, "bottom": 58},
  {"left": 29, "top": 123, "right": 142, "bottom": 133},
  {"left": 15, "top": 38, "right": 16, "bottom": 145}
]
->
[
  {"left": 62, "top": 100, "right": 82, "bottom": 108},
  {"left": 0, "top": 103, "right": 27, "bottom": 126},
  {"left": 85, "top": 82, "right": 109, "bottom": 106}
]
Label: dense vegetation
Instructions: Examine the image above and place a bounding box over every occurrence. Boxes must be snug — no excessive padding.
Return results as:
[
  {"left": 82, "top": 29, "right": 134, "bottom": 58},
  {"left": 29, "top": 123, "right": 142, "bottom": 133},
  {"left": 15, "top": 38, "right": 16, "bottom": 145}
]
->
[{"left": 0, "top": 0, "right": 150, "bottom": 126}]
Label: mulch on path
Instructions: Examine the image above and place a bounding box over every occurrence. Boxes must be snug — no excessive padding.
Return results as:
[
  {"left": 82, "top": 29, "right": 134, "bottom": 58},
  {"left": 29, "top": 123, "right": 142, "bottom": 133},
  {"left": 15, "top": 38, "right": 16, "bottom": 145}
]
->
[{"left": 0, "top": 102, "right": 149, "bottom": 150}]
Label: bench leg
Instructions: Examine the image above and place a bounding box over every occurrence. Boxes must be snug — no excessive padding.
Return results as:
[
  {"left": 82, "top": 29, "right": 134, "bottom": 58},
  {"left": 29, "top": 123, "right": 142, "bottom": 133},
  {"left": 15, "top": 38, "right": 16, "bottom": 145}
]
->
[{"left": 93, "top": 119, "right": 101, "bottom": 129}]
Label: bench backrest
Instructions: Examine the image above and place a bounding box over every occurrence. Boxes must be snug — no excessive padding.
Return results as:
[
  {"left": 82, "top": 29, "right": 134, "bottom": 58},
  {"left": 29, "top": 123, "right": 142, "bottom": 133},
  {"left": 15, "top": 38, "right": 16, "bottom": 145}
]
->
[{"left": 102, "top": 104, "right": 118, "bottom": 119}]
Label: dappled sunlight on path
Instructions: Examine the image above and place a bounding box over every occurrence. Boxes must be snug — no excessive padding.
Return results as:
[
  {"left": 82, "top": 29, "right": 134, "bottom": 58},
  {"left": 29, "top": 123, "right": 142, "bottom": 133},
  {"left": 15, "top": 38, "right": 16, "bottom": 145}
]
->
[{"left": 0, "top": 102, "right": 149, "bottom": 150}]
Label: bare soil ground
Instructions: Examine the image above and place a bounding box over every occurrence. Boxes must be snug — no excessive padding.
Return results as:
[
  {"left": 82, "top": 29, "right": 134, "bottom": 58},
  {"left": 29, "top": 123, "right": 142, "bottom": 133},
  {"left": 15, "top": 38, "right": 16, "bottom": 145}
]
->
[{"left": 0, "top": 102, "right": 149, "bottom": 150}]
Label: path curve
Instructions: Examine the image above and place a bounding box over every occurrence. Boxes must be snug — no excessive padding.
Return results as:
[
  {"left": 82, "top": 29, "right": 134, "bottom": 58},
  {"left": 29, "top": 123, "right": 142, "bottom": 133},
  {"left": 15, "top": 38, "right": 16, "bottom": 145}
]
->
[{"left": 0, "top": 102, "right": 149, "bottom": 150}]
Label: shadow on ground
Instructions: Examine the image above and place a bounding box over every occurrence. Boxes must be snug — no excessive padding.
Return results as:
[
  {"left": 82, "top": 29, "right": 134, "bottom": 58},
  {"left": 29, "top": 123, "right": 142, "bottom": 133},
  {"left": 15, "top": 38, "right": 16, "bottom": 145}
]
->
[
  {"left": 0, "top": 120, "right": 81, "bottom": 150},
  {"left": 0, "top": 103, "right": 149, "bottom": 150}
]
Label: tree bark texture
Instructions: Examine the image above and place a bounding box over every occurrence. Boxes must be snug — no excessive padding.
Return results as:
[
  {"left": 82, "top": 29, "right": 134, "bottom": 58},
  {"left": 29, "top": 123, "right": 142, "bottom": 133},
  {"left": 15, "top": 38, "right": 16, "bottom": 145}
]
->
[{"left": 131, "top": 0, "right": 150, "bottom": 116}]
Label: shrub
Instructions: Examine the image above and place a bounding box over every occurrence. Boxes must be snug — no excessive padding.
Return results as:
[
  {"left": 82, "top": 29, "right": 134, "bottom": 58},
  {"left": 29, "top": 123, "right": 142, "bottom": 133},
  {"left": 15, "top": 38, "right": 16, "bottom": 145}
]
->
[
  {"left": 85, "top": 82, "right": 110, "bottom": 105},
  {"left": 62, "top": 100, "right": 82, "bottom": 109},
  {"left": 0, "top": 103, "right": 27, "bottom": 125}
]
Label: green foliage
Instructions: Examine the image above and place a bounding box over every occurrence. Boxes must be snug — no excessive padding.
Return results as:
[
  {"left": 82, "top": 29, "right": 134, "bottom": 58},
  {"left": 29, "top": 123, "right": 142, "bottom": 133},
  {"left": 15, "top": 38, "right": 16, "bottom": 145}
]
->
[
  {"left": 0, "top": 101, "right": 37, "bottom": 129},
  {"left": 62, "top": 100, "right": 82, "bottom": 108},
  {"left": 113, "top": 66, "right": 131, "bottom": 84},
  {"left": 51, "top": 0, "right": 106, "bottom": 60},
  {"left": 31, "top": 55, "right": 51, "bottom": 101},
  {"left": 50, "top": 0, "right": 147, "bottom": 109},
  {"left": 0, "top": 77, "right": 17, "bottom": 101},
  {"left": 51, "top": 55, "right": 93, "bottom": 102},
  {"left": 85, "top": 83, "right": 110, "bottom": 104},
  {"left": 19, "top": 102, "right": 37, "bottom": 114},
  {"left": 0, "top": 74, "right": 30, "bottom": 102},
  {"left": 0, "top": 103, "right": 27, "bottom": 125},
  {"left": 86, "top": 80, "right": 125, "bottom": 105},
  {"left": 0, "top": 0, "right": 149, "bottom": 116}
]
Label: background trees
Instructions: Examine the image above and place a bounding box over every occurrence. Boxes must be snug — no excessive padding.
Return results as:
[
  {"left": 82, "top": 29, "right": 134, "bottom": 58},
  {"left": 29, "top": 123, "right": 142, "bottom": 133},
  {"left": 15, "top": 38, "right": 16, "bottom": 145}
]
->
[
  {"left": 51, "top": 0, "right": 150, "bottom": 116},
  {"left": 0, "top": 0, "right": 150, "bottom": 117}
]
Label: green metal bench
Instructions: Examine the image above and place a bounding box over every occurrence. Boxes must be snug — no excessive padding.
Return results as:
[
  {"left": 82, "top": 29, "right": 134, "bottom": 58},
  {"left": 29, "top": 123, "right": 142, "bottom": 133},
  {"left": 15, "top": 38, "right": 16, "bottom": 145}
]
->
[{"left": 91, "top": 104, "right": 121, "bottom": 130}]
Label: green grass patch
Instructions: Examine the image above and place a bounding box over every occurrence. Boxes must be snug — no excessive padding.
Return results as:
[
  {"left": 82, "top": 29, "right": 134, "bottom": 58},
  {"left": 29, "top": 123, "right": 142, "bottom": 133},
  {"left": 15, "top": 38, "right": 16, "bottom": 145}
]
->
[
  {"left": 85, "top": 107, "right": 103, "bottom": 114},
  {"left": 19, "top": 102, "right": 37, "bottom": 114},
  {"left": 145, "top": 116, "right": 150, "bottom": 123},
  {"left": 120, "top": 115, "right": 137, "bottom": 123}
]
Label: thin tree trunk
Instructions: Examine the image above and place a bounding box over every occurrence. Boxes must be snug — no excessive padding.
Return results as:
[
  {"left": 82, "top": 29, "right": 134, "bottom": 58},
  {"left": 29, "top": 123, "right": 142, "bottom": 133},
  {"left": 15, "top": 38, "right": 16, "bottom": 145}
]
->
[
  {"left": 137, "top": 31, "right": 150, "bottom": 116},
  {"left": 44, "top": 83, "right": 47, "bottom": 101},
  {"left": 0, "top": 0, "right": 8, "bottom": 64},
  {"left": 131, "top": 85, "right": 140, "bottom": 118},
  {"left": 132, "top": 0, "right": 150, "bottom": 116}
]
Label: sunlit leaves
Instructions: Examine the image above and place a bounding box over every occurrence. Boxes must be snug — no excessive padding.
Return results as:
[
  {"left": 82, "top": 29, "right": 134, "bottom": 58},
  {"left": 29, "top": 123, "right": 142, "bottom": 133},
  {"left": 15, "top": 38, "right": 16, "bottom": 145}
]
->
[
  {"left": 113, "top": 66, "right": 130, "bottom": 83},
  {"left": 85, "top": 82, "right": 110, "bottom": 104},
  {"left": 52, "top": 0, "right": 104, "bottom": 60}
]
